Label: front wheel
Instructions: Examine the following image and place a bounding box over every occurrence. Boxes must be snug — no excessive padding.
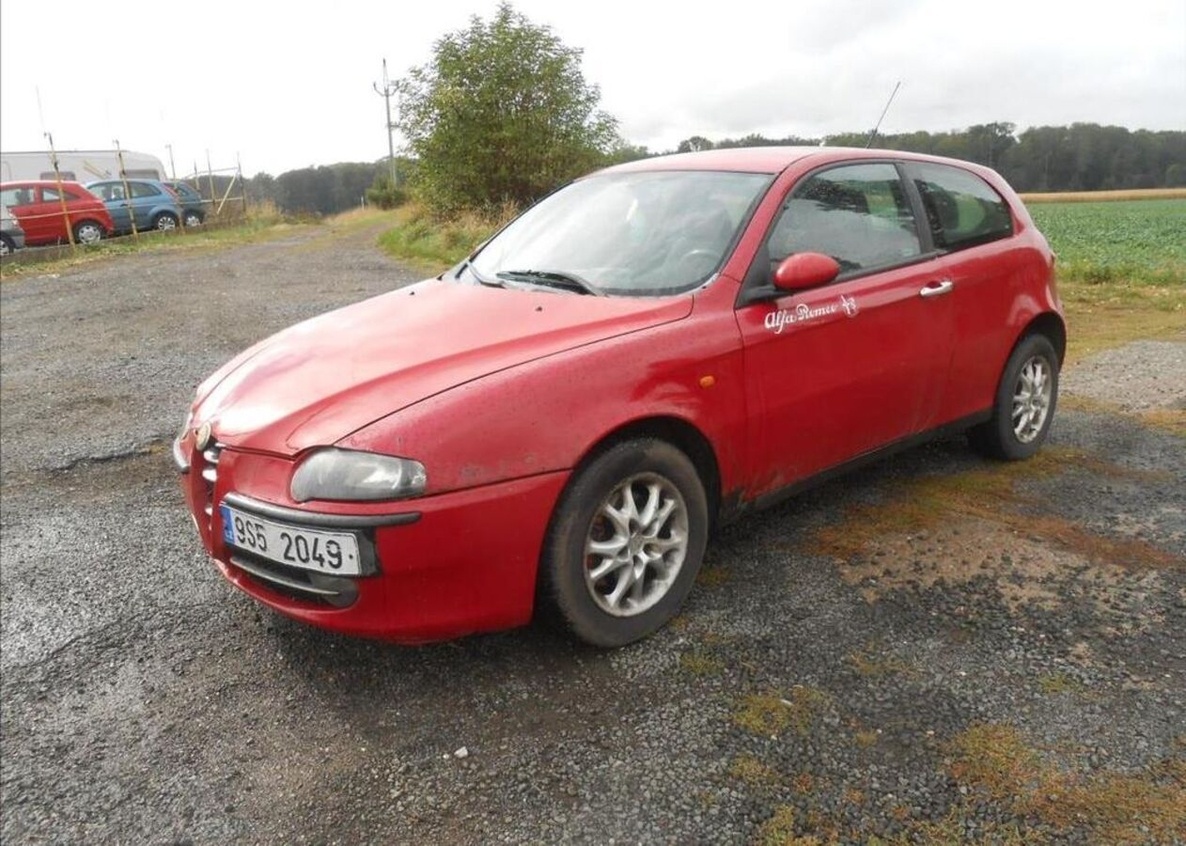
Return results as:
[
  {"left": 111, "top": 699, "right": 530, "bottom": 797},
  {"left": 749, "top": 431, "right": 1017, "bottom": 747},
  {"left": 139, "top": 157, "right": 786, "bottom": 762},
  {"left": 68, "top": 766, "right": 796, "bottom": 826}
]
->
[
  {"left": 0, "top": 234, "right": 14, "bottom": 256},
  {"left": 183, "top": 210, "right": 204, "bottom": 227},
  {"left": 540, "top": 439, "right": 708, "bottom": 647},
  {"left": 153, "top": 212, "right": 179, "bottom": 231},
  {"left": 969, "top": 333, "right": 1059, "bottom": 460}
]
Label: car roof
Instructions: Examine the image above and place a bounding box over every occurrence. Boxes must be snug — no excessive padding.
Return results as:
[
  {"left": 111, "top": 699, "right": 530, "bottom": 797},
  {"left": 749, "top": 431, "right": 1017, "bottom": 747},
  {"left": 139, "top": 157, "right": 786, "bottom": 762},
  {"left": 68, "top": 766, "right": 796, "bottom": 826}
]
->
[
  {"left": 86, "top": 177, "right": 162, "bottom": 185},
  {"left": 597, "top": 145, "right": 1001, "bottom": 178},
  {"left": 1, "top": 179, "right": 89, "bottom": 188}
]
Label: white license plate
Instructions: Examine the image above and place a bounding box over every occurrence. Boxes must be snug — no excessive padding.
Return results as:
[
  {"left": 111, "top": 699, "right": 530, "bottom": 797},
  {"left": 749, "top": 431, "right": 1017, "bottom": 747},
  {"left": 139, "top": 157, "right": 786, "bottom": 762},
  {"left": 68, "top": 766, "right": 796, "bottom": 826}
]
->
[{"left": 220, "top": 504, "right": 362, "bottom": 576}]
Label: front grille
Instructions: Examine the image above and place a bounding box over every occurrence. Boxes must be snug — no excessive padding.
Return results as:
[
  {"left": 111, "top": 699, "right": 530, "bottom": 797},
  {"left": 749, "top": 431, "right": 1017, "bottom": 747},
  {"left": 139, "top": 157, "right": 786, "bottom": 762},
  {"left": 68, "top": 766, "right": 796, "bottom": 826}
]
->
[
  {"left": 229, "top": 552, "right": 359, "bottom": 608},
  {"left": 200, "top": 442, "right": 223, "bottom": 521}
]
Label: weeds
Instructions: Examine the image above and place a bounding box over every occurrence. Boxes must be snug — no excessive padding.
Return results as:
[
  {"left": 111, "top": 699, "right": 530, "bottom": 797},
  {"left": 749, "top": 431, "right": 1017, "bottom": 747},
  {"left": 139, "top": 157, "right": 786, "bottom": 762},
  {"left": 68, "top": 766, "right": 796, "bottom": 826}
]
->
[
  {"left": 376, "top": 201, "right": 515, "bottom": 272},
  {"left": 734, "top": 687, "right": 832, "bottom": 738},
  {"left": 948, "top": 723, "right": 1186, "bottom": 844}
]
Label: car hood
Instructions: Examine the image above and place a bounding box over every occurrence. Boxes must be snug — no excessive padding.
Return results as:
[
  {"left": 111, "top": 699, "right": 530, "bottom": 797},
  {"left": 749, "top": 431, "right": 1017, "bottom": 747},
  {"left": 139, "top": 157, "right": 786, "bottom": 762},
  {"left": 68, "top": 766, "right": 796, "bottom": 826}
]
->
[{"left": 194, "top": 278, "right": 692, "bottom": 454}]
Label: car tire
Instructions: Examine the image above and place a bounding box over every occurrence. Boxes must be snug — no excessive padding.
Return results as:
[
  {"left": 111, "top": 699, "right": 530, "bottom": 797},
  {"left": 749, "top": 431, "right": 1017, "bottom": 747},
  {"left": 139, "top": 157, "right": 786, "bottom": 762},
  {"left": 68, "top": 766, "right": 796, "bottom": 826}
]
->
[
  {"left": 540, "top": 439, "right": 708, "bottom": 648},
  {"left": 0, "top": 234, "right": 13, "bottom": 256},
  {"left": 73, "top": 220, "right": 104, "bottom": 245},
  {"left": 183, "top": 211, "right": 204, "bottom": 227},
  {"left": 153, "top": 213, "right": 179, "bottom": 231},
  {"left": 969, "top": 333, "right": 1059, "bottom": 461}
]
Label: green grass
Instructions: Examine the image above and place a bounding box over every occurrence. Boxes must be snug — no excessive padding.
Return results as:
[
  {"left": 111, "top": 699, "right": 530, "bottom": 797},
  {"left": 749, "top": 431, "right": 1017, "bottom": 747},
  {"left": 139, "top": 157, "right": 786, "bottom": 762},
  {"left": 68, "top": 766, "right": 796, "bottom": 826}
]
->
[
  {"left": 0, "top": 205, "right": 304, "bottom": 281},
  {"left": 376, "top": 203, "right": 510, "bottom": 273}
]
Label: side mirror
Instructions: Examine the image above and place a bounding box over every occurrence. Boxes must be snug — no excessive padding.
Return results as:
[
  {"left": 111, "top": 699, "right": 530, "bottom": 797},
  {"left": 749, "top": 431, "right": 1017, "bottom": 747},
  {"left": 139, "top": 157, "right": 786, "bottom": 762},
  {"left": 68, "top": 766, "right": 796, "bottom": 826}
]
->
[{"left": 773, "top": 252, "right": 841, "bottom": 292}]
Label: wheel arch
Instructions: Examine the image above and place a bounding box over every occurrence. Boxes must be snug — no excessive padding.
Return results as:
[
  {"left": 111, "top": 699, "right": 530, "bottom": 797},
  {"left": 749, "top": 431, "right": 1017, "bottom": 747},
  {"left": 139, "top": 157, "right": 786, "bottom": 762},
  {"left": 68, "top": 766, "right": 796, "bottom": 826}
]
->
[
  {"left": 570, "top": 415, "right": 723, "bottom": 531},
  {"left": 1022, "top": 311, "right": 1067, "bottom": 365}
]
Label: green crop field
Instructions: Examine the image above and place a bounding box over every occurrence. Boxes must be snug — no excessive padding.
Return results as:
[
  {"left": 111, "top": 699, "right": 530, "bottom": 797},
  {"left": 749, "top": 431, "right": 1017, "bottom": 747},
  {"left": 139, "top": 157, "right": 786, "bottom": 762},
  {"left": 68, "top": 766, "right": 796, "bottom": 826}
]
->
[
  {"left": 1024, "top": 197, "right": 1185, "bottom": 361},
  {"left": 1027, "top": 198, "right": 1186, "bottom": 286}
]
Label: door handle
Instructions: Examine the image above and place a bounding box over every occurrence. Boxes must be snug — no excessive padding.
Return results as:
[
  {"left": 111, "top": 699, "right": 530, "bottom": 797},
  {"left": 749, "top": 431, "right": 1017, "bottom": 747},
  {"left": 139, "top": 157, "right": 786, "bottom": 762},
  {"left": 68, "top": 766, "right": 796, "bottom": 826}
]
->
[{"left": 919, "top": 280, "right": 954, "bottom": 298}]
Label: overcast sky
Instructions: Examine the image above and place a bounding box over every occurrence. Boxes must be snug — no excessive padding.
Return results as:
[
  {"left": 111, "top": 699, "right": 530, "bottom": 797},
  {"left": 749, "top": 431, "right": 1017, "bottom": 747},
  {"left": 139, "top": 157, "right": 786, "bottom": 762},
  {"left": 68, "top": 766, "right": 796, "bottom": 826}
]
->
[{"left": 2, "top": 0, "right": 1183, "bottom": 177}]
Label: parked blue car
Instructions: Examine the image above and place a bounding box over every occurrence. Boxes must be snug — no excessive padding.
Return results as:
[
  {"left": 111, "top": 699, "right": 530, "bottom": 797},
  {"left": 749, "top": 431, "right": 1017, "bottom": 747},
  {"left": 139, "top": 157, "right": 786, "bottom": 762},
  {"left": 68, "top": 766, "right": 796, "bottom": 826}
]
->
[
  {"left": 163, "top": 181, "right": 209, "bottom": 227},
  {"left": 85, "top": 178, "right": 182, "bottom": 234}
]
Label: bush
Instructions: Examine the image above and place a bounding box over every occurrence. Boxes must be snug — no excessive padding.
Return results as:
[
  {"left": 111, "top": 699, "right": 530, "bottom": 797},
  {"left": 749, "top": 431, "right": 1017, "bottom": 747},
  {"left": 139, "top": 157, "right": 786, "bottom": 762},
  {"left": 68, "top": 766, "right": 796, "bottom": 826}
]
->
[
  {"left": 366, "top": 172, "right": 407, "bottom": 210},
  {"left": 395, "top": 2, "right": 619, "bottom": 215}
]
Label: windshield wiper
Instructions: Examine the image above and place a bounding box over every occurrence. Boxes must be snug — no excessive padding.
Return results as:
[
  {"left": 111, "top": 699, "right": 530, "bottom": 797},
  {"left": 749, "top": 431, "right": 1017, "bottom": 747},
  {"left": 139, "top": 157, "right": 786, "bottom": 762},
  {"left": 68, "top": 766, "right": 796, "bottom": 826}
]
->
[
  {"left": 496, "top": 269, "right": 604, "bottom": 296},
  {"left": 463, "top": 262, "right": 506, "bottom": 288}
]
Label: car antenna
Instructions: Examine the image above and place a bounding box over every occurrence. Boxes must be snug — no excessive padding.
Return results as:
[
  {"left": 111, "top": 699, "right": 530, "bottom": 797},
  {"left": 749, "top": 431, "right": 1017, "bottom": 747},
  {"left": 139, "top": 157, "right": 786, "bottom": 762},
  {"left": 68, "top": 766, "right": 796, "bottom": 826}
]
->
[{"left": 865, "top": 81, "right": 902, "bottom": 148}]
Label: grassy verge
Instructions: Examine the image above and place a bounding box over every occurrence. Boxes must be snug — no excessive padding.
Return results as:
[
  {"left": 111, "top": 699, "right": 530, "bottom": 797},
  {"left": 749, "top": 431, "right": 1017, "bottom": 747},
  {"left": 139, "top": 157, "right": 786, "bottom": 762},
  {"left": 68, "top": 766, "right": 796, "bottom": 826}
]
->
[
  {"left": 1060, "top": 287, "right": 1185, "bottom": 362},
  {"left": 0, "top": 203, "right": 305, "bottom": 281},
  {"left": 376, "top": 202, "right": 511, "bottom": 274}
]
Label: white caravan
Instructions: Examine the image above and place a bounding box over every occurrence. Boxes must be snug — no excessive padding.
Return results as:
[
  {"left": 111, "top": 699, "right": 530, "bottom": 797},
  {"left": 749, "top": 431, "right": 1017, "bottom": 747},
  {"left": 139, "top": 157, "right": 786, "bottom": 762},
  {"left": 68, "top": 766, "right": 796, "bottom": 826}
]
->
[{"left": 0, "top": 150, "right": 167, "bottom": 183}]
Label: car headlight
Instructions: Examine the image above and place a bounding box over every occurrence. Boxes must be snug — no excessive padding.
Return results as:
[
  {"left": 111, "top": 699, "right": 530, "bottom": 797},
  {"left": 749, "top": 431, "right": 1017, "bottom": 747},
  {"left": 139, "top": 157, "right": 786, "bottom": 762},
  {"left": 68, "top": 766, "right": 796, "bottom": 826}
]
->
[{"left": 290, "top": 448, "right": 427, "bottom": 503}]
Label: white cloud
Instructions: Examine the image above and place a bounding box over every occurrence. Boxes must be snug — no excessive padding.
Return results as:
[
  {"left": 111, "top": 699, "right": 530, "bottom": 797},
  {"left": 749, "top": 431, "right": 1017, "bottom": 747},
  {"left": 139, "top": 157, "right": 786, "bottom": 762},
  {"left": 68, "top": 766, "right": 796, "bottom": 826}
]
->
[{"left": 2, "top": 0, "right": 1182, "bottom": 174}]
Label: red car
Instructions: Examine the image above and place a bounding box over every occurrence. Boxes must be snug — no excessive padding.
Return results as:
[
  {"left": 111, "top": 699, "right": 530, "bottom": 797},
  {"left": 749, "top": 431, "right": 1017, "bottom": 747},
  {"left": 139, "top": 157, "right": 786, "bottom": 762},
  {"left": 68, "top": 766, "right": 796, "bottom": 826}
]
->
[
  {"left": 175, "top": 147, "right": 1063, "bottom": 647},
  {"left": 0, "top": 180, "right": 113, "bottom": 246}
]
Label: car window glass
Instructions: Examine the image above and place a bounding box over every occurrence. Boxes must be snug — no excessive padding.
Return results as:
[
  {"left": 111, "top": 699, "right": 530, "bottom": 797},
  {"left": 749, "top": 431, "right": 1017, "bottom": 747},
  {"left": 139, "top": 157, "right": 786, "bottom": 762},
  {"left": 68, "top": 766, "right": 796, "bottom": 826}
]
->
[
  {"left": 93, "top": 183, "right": 124, "bottom": 201},
  {"left": 129, "top": 182, "right": 161, "bottom": 199},
  {"left": 1, "top": 188, "right": 28, "bottom": 207},
  {"left": 42, "top": 187, "right": 61, "bottom": 202},
  {"left": 767, "top": 163, "right": 921, "bottom": 274},
  {"left": 911, "top": 162, "right": 1013, "bottom": 250}
]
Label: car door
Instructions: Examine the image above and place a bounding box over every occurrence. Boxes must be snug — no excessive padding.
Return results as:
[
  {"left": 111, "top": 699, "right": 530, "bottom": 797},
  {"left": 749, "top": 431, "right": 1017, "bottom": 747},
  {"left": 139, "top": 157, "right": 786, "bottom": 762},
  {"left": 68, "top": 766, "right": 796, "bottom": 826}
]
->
[
  {"left": 734, "top": 161, "right": 957, "bottom": 490},
  {"left": 1, "top": 185, "right": 48, "bottom": 244},
  {"left": 902, "top": 161, "right": 1034, "bottom": 424},
  {"left": 128, "top": 181, "right": 162, "bottom": 228},
  {"left": 37, "top": 186, "right": 76, "bottom": 242},
  {"left": 91, "top": 182, "right": 131, "bottom": 232}
]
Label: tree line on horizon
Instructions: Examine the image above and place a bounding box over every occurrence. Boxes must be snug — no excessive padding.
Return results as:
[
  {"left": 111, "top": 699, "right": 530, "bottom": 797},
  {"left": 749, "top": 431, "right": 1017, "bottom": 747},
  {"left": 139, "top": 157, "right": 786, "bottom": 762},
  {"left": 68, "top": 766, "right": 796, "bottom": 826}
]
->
[
  {"left": 675, "top": 122, "right": 1186, "bottom": 194},
  {"left": 245, "top": 120, "right": 1185, "bottom": 217}
]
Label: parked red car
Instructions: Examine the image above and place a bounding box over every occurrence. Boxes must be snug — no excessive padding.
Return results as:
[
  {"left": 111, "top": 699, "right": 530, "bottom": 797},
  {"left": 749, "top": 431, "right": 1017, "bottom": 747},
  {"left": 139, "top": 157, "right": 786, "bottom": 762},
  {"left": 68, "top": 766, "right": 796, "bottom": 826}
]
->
[
  {"left": 175, "top": 147, "right": 1064, "bottom": 647},
  {"left": 0, "top": 180, "right": 113, "bottom": 246}
]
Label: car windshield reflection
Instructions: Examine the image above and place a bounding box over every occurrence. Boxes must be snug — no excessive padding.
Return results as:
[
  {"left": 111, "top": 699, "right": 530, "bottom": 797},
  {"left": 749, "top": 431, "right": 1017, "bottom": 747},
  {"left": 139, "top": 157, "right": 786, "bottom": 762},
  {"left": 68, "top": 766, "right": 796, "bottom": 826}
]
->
[{"left": 469, "top": 171, "right": 772, "bottom": 297}]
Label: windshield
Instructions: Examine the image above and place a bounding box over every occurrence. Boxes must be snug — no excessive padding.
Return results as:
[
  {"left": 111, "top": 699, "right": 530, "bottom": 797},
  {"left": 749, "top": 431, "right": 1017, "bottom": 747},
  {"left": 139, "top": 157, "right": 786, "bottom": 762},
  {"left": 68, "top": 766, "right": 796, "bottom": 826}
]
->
[{"left": 468, "top": 170, "right": 771, "bottom": 297}]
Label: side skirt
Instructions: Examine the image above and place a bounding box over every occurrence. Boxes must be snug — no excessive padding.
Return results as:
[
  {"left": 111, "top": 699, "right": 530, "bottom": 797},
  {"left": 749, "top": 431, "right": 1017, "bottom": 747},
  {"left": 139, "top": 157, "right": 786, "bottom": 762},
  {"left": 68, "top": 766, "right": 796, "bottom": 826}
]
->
[{"left": 717, "top": 410, "right": 993, "bottom": 526}]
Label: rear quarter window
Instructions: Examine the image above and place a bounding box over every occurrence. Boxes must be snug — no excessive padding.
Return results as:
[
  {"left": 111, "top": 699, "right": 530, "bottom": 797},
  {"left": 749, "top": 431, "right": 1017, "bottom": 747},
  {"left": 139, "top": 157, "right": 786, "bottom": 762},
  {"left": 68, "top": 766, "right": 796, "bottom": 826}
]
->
[
  {"left": 130, "top": 182, "right": 163, "bottom": 199},
  {"left": 912, "top": 162, "right": 1013, "bottom": 251}
]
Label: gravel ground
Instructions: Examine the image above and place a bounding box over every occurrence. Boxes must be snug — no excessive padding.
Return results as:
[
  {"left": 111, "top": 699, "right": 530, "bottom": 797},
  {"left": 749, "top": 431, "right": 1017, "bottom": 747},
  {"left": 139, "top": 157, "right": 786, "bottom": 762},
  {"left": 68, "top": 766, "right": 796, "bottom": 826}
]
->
[{"left": 1, "top": 225, "right": 1183, "bottom": 845}]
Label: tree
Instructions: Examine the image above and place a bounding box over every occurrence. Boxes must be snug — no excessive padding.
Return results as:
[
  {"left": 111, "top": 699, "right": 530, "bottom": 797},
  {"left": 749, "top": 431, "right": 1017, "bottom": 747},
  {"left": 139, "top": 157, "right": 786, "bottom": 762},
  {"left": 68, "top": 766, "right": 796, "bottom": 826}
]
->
[
  {"left": 677, "top": 136, "right": 715, "bottom": 153},
  {"left": 396, "top": 2, "right": 619, "bottom": 214}
]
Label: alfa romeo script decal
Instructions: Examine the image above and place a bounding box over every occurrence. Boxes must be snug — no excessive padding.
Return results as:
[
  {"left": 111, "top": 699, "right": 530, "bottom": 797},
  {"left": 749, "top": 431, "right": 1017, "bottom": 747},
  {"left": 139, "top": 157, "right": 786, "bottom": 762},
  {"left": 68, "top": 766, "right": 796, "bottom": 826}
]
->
[{"left": 764, "top": 295, "right": 859, "bottom": 334}]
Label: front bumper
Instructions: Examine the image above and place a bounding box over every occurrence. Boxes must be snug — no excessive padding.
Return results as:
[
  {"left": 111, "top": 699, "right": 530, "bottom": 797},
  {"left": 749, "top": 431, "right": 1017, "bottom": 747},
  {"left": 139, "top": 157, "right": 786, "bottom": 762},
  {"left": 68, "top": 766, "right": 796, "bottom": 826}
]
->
[{"left": 177, "top": 437, "right": 569, "bottom": 642}]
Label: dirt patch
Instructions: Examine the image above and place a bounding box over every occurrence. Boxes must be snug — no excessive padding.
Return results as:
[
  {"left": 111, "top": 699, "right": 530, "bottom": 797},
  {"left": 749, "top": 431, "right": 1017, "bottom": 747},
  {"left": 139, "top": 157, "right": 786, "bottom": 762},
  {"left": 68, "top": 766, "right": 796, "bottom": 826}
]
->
[{"left": 831, "top": 516, "right": 1170, "bottom": 629}]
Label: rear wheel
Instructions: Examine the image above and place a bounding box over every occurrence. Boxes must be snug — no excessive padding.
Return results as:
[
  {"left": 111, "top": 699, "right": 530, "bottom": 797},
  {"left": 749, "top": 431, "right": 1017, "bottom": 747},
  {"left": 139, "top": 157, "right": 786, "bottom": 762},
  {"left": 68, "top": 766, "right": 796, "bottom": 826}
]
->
[
  {"left": 540, "top": 439, "right": 708, "bottom": 647},
  {"left": 73, "top": 220, "right": 104, "bottom": 245},
  {"left": 969, "top": 333, "right": 1059, "bottom": 460},
  {"left": 153, "top": 212, "right": 179, "bottom": 231},
  {"left": 0, "top": 234, "right": 13, "bottom": 256},
  {"left": 183, "top": 210, "right": 204, "bottom": 227}
]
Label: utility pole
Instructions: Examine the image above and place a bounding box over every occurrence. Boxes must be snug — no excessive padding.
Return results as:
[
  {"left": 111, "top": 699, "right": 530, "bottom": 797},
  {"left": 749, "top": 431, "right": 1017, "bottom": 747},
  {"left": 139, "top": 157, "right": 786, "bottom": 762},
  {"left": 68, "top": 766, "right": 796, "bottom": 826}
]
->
[{"left": 373, "top": 58, "right": 398, "bottom": 187}]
